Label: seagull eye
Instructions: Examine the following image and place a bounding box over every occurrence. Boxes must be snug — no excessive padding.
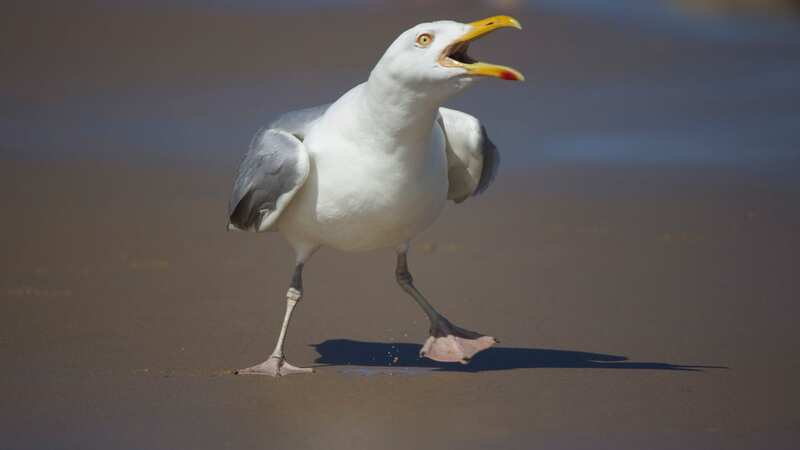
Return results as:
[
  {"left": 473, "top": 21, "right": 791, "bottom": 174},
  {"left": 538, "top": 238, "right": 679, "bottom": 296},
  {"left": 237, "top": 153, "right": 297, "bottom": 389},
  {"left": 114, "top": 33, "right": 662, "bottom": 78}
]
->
[{"left": 416, "top": 33, "right": 433, "bottom": 47}]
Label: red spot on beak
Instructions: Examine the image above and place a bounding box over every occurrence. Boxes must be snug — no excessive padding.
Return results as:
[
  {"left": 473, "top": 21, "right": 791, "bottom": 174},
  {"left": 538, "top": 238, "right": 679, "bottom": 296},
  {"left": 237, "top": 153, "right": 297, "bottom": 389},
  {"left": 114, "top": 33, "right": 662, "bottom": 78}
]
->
[{"left": 500, "top": 70, "right": 519, "bottom": 81}]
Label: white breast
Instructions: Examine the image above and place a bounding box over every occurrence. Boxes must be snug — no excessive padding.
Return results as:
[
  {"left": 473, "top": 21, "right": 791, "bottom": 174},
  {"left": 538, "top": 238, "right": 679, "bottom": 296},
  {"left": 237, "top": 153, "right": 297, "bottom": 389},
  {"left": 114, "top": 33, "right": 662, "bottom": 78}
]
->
[{"left": 277, "top": 91, "right": 448, "bottom": 252}]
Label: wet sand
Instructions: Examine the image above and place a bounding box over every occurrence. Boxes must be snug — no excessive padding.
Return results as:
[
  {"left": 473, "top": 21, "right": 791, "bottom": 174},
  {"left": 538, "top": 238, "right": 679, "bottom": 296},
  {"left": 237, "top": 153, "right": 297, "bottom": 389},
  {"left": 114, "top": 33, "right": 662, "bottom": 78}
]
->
[
  {"left": 1, "top": 159, "right": 798, "bottom": 449},
  {"left": 2, "top": 1, "right": 800, "bottom": 449}
]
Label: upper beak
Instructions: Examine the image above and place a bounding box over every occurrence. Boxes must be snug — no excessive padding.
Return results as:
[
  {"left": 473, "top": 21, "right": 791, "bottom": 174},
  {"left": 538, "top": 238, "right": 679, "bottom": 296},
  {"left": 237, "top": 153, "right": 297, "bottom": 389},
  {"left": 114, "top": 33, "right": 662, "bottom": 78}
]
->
[{"left": 440, "top": 15, "right": 525, "bottom": 81}]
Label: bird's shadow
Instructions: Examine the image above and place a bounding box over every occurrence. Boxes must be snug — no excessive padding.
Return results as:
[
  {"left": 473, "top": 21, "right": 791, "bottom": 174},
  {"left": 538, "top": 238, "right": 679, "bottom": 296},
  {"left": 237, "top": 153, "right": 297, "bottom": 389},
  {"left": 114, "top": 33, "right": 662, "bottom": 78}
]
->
[{"left": 312, "top": 339, "right": 726, "bottom": 372}]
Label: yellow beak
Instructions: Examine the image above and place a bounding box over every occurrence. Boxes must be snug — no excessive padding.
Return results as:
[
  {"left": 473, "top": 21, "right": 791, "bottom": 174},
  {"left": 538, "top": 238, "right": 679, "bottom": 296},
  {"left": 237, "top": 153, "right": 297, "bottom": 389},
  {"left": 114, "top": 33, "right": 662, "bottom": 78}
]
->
[{"left": 440, "top": 15, "right": 525, "bottom": 81}]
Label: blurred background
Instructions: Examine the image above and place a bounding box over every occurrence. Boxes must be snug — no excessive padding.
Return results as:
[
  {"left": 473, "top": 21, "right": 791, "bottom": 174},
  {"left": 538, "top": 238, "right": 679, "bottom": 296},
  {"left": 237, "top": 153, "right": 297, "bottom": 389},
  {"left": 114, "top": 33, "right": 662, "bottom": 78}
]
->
[
  {"left": 2, "top": 0, "right": 799, "bottom": 174},
  {"left": 2, "top": 2, "right": 799, "bottom": 449}
]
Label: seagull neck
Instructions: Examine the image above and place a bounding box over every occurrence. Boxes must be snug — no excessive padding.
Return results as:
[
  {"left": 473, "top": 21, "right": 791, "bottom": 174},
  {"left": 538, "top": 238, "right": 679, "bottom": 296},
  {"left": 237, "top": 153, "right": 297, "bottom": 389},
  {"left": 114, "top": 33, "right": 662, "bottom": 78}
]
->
[{"left": 361, "top": 73, "right": 442, "bottom": 140}]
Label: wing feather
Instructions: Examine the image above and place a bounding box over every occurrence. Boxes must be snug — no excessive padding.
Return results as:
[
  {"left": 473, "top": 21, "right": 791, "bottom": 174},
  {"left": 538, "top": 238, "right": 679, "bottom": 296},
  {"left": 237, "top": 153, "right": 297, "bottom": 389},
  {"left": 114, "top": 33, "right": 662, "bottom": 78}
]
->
[
  {"left": 438, "top": 107, "right": 501, "bottom": 203},
  {"left": 227, "top": 129, "right": 310, "bottom": 232},
  {"left": 269, "top": 104, "right": 330, "bottom": 140}
]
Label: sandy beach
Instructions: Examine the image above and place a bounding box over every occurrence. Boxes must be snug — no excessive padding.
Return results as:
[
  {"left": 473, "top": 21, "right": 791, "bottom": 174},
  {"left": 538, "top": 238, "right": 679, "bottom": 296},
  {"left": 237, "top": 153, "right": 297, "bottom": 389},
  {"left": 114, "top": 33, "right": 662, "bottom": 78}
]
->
[
  {"left": 2, "top": 159, "right": 798, "bottom": 449},
  {"left": 2, "top": 1, "right": 799, "bottom": 449}
]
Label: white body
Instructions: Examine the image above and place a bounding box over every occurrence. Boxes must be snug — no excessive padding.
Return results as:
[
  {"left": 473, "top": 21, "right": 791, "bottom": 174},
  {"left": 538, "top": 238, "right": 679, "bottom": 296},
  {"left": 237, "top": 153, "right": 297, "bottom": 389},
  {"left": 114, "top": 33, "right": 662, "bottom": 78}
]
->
[
  {"left": 277, "top": 82, "right": 449, "bottom": 255},
  {"left": 231, "top": 17, "right": 519, "bottom": 375}
]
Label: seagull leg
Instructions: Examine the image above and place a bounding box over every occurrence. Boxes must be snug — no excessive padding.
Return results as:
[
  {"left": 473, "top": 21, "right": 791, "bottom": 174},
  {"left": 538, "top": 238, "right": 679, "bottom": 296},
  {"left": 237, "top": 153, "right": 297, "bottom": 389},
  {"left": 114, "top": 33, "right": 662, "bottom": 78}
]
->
[
  {"left": 394, "top": 251, "right": 497, "bottom": 364},
  {"left": 236, "top": 264, "right": 314, "bottom": 376}
]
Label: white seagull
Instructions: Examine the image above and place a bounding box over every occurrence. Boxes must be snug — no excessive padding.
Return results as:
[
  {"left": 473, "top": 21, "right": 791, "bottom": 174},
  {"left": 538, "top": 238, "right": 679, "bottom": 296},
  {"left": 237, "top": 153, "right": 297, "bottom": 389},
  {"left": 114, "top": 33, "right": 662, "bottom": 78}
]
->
[{"left": 228, "top": 15, "right": 524, "bottom": 376}]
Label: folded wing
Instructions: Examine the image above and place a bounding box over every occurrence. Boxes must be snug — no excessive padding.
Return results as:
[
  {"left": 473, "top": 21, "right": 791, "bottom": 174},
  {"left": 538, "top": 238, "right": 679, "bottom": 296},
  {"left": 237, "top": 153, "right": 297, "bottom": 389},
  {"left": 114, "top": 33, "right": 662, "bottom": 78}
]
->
[
  {"left": 228, "top": 104, "right": 331, "bottom": 232},
  {"left": 437, "top": 107, "right": 500, "bottom": 204},
  {"left": 227, "top": 129, "right": 310, "bottom": 232}
]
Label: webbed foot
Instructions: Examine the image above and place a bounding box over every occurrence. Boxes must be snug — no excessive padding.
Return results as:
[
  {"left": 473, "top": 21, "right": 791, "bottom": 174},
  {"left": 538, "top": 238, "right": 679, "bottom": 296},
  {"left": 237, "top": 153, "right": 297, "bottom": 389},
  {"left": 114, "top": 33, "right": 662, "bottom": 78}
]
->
[
  {"left": 420, "top": 319, "right": 497, "bottom": 364},
  {"left": 235, "top": 356, "right": 314, "bottom": 376}
]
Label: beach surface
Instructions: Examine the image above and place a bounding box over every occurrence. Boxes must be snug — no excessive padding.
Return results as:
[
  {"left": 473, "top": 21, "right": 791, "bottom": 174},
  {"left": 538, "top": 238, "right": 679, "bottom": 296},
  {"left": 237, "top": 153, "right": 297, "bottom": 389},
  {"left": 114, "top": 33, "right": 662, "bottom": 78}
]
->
[
  {"left": 2, "top": 160, "right": 799, "bottom": 449},
  {"left": 1, "top": 2, "right": 799, "bottom": 449}
]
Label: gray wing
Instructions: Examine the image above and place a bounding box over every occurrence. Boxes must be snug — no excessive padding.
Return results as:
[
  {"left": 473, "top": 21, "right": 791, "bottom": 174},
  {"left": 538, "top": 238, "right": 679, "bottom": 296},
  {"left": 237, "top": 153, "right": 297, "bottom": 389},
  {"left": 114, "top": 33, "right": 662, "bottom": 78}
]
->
[
  {"left": 268, "top": 104, "right": 330, "bottom": 140},
  {"left": 437, "top": 107, "right": 500, "bottom": 204},
  {"left": 227, "top": 129, "right": 310, "bottom": 232}
]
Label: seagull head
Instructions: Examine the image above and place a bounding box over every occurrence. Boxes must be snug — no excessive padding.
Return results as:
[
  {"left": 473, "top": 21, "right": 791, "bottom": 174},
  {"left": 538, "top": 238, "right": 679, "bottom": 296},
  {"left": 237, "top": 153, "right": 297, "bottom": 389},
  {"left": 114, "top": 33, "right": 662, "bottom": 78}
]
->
[{"left": 371, "top": 15, "right": 524, "bottom": 98}]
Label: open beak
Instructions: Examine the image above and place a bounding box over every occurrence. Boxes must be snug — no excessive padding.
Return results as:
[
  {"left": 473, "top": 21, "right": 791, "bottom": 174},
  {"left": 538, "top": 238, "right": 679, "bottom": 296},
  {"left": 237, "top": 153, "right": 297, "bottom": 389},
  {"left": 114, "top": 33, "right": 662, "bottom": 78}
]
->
[{"left": 439, "top": 15, "right": 525, "bottom": 81}]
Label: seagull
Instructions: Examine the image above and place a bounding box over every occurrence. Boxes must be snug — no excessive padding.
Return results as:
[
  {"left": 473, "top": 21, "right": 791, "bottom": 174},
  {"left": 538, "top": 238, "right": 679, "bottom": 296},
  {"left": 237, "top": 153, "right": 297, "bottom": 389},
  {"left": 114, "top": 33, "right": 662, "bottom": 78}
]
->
[{"left": 228, "top": 15, "right": 524, "bottom": 376}]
